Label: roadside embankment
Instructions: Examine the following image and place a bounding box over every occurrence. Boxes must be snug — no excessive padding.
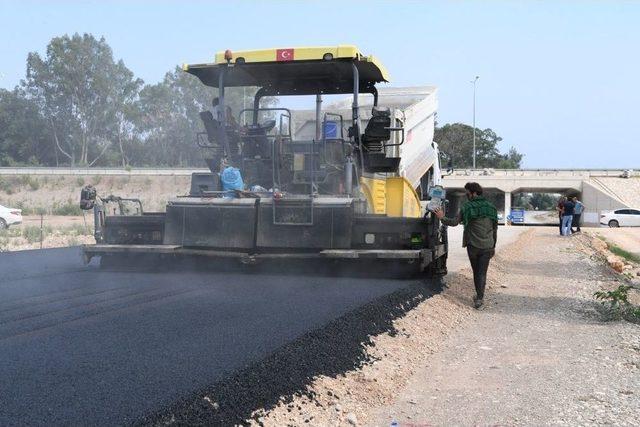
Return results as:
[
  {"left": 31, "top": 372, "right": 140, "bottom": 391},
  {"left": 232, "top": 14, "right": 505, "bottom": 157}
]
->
[
  {"left": 0, "top": 173, "right": 190, "bottom": 251},
  {"left": 0, "top": 173, "right": 189, "bottom": 214}
]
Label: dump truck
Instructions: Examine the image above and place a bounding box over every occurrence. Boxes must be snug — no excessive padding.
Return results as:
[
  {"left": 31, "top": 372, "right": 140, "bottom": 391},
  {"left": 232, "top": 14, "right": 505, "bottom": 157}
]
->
[{"left": 81, "top": 45, "right": 449, "bottom": 277}]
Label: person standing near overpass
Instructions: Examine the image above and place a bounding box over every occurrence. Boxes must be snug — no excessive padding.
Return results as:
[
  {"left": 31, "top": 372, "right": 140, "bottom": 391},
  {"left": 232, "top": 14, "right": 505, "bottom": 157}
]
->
[
  {"left": 561, "top": 197, "right": 575, "bottom": 236},
  {"left": 434, "top": 182, "right": 498, "bottom": 309},
  {"left": 571, "top": 196, "right": 584, "bottom": 233},
  {"left": 556, "top": 196, "right": 566, "bottom": 235}
]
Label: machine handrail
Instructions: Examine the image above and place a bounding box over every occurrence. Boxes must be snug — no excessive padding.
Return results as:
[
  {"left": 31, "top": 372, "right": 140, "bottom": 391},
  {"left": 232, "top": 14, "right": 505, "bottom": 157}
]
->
[
  {"left": 239, "top": 107, "right": 293, "bottom": 138},
  {"left": 382, "top": 118, "right": 406, "bottom": 148}
]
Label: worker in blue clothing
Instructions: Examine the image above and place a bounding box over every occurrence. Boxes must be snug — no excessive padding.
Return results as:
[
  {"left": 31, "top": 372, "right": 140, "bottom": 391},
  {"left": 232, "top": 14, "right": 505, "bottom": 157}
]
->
[{"left": 571, "top": 196, "right": 584, "bottom": 233}]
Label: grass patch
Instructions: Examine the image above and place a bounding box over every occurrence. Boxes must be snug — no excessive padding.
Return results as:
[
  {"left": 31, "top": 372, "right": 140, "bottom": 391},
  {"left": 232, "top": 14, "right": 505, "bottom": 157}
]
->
[
  {"left": 13, "top": 201, "right": 47, "bottom": 216},
  {"left": 20, "top": 175, "right": 40, "bottom": 191},
  {"left": 76, "top": 177, "right": 85, "bottom": 187},
  {"left": 51, "top": 199, "right": 83, "bottom": 216},
  {"left": 594, "top": 285, "right": 640, "bottom": 323},
  {"left": 59, "top": 223, "right": 92, "bottom": 236},
  {"left": 0, "top": 227, "right": 22, "bottom": 238},
  {"left": 608, "top": 243, "right": 640, "bottom": 264},
  {"left": 0, "top": 177, "right": 15, "bottom": 194},
  {"left": 21, "top": 225, "right": 51, "bottom": 244}
]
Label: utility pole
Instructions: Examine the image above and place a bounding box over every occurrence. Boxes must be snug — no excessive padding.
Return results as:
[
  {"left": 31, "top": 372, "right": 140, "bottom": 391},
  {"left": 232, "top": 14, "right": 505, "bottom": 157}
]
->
[{"left": 471, "top": 76, "right": 479, "bottom": 169}]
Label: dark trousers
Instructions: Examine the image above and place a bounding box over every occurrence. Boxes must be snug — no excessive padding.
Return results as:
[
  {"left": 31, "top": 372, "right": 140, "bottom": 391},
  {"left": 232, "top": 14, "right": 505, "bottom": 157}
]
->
[
  {"left": 558, "top": 215, "right": 563, "bottom": 234},
  {"left": 467, "top": 245, "right": 494, "bottom": 300},
  {"left": 572, "top": 213, "right": 581, "bottom": 231}
]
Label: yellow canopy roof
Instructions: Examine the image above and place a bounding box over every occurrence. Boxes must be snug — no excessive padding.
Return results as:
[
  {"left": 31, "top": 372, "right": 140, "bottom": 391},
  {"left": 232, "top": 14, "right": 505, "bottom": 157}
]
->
[{"left": 183, "top": 45, "right": 390, "bottom": 95}]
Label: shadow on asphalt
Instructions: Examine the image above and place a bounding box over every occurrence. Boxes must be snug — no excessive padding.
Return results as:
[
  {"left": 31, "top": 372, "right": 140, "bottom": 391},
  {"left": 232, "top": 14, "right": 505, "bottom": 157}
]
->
[
  {"left": 99, "top": 253, "right": 428, "bottom": 280},
  {"left": 136, "top": 279, "right": 442, "bottom": 426}
]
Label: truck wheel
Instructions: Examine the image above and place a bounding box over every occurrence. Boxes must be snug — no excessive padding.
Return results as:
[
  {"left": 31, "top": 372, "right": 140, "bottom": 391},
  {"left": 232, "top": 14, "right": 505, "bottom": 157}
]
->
[
  {"left": 0, "top": 218, "right": 6, "bottom": 230},
  {"left": 608, "top": 220, "right": 619, "bottom": 228}
]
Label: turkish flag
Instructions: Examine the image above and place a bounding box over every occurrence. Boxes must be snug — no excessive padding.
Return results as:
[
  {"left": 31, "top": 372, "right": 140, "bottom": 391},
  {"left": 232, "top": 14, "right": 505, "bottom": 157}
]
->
[{"left": 276, "top": 48, "right": 294, "bottom": 61}]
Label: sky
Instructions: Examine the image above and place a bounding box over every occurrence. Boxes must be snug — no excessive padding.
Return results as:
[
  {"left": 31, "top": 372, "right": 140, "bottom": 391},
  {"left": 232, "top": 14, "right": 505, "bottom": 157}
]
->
[{"left": 1, "top": 0, "right": 639, "bottom": 168}]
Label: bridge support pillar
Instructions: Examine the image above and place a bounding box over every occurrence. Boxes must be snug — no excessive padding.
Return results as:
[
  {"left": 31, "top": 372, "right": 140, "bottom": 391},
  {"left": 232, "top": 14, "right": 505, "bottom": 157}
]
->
[{"left": 504, "top": 191, "right": 512, "bottom": 226}]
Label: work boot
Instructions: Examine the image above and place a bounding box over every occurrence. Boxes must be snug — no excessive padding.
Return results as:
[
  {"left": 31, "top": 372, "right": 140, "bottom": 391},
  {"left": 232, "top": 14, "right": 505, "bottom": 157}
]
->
[{"left": 473, "top": 297, "right": 484, "bottom": 309}]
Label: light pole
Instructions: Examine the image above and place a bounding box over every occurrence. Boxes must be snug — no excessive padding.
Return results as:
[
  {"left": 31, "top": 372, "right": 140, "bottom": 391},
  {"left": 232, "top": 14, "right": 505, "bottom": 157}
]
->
[{"left": 471, "top": 76, "right": 479, "bottom": 169}]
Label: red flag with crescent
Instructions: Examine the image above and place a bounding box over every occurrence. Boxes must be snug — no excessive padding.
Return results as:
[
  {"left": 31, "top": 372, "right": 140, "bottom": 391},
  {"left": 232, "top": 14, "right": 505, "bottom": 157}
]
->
[{"left": 276, "top": 48, "right": 294, "bottom": 61}]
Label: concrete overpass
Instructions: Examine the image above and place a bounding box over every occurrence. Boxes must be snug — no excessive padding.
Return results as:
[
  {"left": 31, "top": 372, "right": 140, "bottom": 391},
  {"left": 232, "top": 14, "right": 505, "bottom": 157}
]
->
[{"left": 442, "top": 169, "right": 638, "bottom": 225}]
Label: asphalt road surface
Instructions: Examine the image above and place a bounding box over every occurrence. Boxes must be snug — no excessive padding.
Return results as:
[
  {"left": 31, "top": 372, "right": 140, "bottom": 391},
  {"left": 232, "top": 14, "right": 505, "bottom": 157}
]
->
[
  {"left": 0, "top": 247, "right": 420, "bottom": 426},
  {"left": 0, "top": 226, "right": 526, "bottom": 425}
]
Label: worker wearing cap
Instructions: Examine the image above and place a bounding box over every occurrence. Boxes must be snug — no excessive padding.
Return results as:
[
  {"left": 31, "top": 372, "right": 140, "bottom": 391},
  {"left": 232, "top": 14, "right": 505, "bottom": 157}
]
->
[{"left": 434, "top": 182, "right": 498, "bottom": 309}]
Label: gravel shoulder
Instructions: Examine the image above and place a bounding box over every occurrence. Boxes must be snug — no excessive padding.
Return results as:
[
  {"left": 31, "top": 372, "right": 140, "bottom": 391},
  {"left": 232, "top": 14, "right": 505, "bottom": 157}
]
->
[{"left": 374, "top": 228, "right": 640, "bottom": 426}]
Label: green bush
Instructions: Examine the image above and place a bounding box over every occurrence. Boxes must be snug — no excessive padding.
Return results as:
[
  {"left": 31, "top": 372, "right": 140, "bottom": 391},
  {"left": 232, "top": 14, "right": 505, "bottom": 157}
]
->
[
  {"left": 20, "top": 175, "right": 40, "bottom": 191},
  {"left": 76, "top": 177, "right": 85, "bottom": 186},
  {"left": 62, "top": 223, "right": 92, "bottom": 236},
  {"left": 594, "top": 285, "right": 640, "bottom": 323},
  {"left": 0, "top": 227, "right": 21, "bottom": 238},
  {"left": 51, "top": 199, "right": 83, "bottom": 216},
  {"left": 92, "top": 175, "right": 102, "bottom": 186},
  {"left": 22, "top": 225, "right": 46, "bottom": 244},
  {"left": 0, "top": 177, "right": 15, "bottom": 194}
]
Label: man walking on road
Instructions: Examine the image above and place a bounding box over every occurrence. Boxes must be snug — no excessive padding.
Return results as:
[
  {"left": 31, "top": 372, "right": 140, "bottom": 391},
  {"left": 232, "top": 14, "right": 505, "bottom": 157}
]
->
[{"left": 434, "top": 182, "right": 498, "bottom": 309}]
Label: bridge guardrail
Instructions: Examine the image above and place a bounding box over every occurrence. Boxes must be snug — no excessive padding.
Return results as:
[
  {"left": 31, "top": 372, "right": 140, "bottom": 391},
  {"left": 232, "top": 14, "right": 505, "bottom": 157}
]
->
[{"left": 450, "top": 169, "right": 634, "bottom": 178}]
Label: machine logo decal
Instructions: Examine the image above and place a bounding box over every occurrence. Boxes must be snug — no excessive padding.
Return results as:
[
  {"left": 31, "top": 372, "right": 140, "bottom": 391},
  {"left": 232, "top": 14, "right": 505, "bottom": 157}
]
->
[{"left": 276, "top": 48, "right": 294, "bottom": 61}]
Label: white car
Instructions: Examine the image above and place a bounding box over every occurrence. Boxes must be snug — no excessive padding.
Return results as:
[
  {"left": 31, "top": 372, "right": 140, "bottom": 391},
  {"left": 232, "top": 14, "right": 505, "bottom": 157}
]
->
[
  {"left": 0, "top": 204, "right": 23, "bottom": 229},
  {"left": 600, "top": 208, "right": 640, "bottom": 227}
]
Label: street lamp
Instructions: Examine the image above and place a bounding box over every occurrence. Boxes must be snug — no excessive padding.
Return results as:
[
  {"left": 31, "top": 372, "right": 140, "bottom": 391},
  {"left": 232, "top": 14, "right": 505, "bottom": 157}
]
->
[{"left": 471, "top": 76, "right": 479, "bottom": 169}]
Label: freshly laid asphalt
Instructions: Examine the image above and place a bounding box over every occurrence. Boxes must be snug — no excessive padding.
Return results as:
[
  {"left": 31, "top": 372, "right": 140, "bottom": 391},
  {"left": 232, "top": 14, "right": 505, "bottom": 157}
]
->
[
  {"left": 0, "top": 248, "right": 419, "bottom": 426},
  {"left": 0, "top": 226, "right": 527, "bottom": 426}
]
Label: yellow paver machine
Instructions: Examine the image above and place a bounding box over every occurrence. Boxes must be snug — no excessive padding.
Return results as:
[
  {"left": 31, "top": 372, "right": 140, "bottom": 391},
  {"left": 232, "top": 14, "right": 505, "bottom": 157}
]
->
[{"left": 82, "top": 45, "right": 449, "bottom": 276}]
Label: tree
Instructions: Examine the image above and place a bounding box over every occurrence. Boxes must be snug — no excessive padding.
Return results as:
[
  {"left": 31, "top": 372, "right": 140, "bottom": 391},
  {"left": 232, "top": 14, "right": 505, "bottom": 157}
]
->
[
  {"left": 136, "top": 66, "right": 271, "bottom": 166},
  {"left": 0, "top": 88, "right": 55, "bottom": 166},
  {"left": 137, "top": 67, "right": 214, "bottom": 166},
  {"left": 434, "top": 123, "right": 523, "bottom": 169},
  {"left": 23, "top": 33, "right": 141, "bottom": 166}
]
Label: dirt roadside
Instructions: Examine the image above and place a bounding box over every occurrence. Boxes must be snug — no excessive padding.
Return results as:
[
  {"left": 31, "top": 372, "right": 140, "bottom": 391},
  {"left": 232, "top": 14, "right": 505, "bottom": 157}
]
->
[
  {"left": 251, "top": 228, "right": 639, "bottom": 426},
  {"left": 591, "top": 227, "right": 640, "bottom": 258},
  {"left": 373, "top": 228, "right": 639, "bottom": 426}
]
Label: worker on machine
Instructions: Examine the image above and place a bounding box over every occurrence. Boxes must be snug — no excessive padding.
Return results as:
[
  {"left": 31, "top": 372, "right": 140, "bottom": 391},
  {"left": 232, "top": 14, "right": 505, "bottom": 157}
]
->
[{"left": 434, "top": 182, "right": 498, "bottom": 309}]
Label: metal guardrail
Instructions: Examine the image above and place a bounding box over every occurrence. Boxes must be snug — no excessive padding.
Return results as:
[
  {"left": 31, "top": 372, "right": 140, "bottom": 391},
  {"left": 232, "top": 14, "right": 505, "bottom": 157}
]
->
[
  {"left": 450, "top": 169, "right": 635, "bottom": 178},
  {"left": 0, "top": 167, "right": 210, "bottom": 176}
]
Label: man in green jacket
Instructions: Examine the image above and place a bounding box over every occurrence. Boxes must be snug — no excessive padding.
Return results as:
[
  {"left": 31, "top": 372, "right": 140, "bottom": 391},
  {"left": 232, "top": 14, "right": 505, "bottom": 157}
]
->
[{"left": 434, "top": 182, "right": 498, "bottom": 309}]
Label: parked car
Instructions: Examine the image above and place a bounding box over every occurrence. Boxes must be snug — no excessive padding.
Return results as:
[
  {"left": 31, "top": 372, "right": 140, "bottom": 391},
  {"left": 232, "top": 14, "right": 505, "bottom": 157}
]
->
[
  {"left": 0, "top": 204, "right": 23, "bottom": 229},
  {"left": 600, "top": 208, "right": 640, "bottom": 227}
]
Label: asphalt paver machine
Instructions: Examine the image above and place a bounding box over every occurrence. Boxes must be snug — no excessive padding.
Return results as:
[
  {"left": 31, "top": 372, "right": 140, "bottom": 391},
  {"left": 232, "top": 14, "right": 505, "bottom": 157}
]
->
[{"left": 82, "top": 45, "right": 449, "bottom": 276}]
